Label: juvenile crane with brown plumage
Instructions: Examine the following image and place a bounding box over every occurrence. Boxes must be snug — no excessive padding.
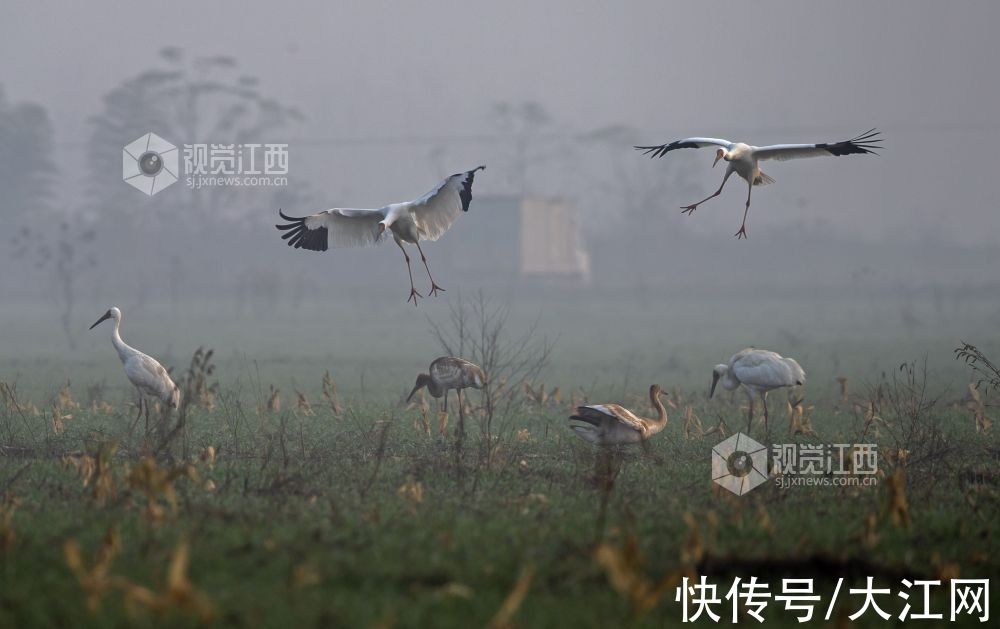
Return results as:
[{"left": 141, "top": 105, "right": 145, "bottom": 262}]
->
[
  {"left": 406, "top": 356, "right": 487, "bottom": 421},
  {"left": 569, "top": 384, "right": 669, "bottom": 446}
]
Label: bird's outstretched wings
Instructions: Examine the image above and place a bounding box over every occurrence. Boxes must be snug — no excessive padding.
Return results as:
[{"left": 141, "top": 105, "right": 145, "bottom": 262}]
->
[
  {"left": 634, "top": 137, "right": 734, "bottom": 158},
  {"left": 408, "top": 166, "right": 485, "bottom": 241},
  {"left": 275, "top": 208, "right": 385, "bottom": 251},
  {"left": 753, "top": 128, "right": 882, "bottom": 161}
]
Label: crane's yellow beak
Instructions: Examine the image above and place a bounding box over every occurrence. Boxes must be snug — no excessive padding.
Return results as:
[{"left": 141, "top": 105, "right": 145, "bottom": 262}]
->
[
  {"left": 89, "top": 311, "right": 112, "bottom": 330},
  {"left": 713, "top": 150, "right": 724, "bottom": 168}
]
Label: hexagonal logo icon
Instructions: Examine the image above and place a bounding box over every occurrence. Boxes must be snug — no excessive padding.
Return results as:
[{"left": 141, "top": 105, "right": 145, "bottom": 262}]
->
[
  {"left": 123, "top": 132, "right": 179, "bottom": 195},
  {"left": 712, "top": 432, "right": 769, "bottom": 496}
]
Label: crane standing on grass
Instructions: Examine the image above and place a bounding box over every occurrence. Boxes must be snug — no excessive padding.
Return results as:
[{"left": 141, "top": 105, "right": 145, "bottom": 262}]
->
[
  {"left": 710, "top": 348, "right": 805, "bottom": 434},
  {"left": 407, "top": 356, "right": 487, "bottom": 437},
  {"left": 635, "top": 129, "right": 882, "bottom": 238},
  {"left": 89, "top": 306, "right": 180, "bottom": 428}
]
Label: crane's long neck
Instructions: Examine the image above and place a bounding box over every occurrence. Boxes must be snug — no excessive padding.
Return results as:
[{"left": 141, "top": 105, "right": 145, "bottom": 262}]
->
[
  {"left": 110, "top": 316, "right": 134, "bottom": 362},
  {"left": 722, "top": 368, "right": 740, "bottom": 391},
  {"left": 649, "top": 388, "right": 668, "bottom": 428}
]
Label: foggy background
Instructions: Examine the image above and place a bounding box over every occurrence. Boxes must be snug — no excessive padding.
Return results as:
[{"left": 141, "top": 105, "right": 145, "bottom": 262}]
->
[{"left": 1, "top": 1, "right": 998, "bottom": 396}]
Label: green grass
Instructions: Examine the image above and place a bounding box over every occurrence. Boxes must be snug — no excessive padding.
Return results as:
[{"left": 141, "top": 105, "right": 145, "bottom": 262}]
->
[{"left": 1, "top": 365, "right": 997, "bottom": 628}]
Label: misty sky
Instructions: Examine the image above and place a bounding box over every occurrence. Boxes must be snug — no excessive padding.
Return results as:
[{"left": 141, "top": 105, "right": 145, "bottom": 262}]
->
[{"left": 2, "top": 1, "right": 998, "bottom": 244}]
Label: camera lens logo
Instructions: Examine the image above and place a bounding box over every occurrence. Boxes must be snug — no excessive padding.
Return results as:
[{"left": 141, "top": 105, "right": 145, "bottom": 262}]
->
[
  {"left": 123, "top": 132, "right": 179, "bottom": 195},
  {"left": 712, "top": 432, "right": 769, "bottom": 496}
]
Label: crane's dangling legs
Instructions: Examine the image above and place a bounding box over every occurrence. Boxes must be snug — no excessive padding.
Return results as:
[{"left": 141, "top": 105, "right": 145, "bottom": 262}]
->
[
  {"left": 414, "top": 241, "right": 445, "bottom": 297},
  {"left": 735, "top": 182, "right": 752, "bottom": 239},
  {"left": 745, "top": 392, "right": 755, "bottom": 434},
  {"left": 681, "top": 170, "right": 732, "bottom": 215},
  {"left": 394, "top": 238, "right": 422, "bottom": 306}
]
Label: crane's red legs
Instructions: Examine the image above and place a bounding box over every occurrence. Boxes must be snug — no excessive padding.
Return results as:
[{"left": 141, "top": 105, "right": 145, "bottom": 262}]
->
[
  {"left": 681, "top": 183, "right": 726, "bottom": 214},
  {"left": 682, "top": 172, "right": 732, "bottom": 214},
  {"left": 414, "top": 241, "right": 446, "bottom": 297},
  {"left": 395, "top": 239, "right": 422, "bottom": 305},
  {"left": 735, "top": 183, "right": 752, "bottom": 239}
]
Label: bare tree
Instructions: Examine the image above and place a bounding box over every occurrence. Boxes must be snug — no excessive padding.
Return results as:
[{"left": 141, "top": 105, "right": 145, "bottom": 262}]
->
[
  {"left": 10, "top": 221, "right": 96, "bottom": 350},
  {"left": 428, "top": 291, "right": 554, "bottom": 445},
  {"left": 955, "top": 342, "right": 1000, "bottom": 398},
  {"left": 0, "top": 85, "right": 56, "bottom": 216},
  {"left": 86, "top": 46, "right": 304, "bottom": 222}
]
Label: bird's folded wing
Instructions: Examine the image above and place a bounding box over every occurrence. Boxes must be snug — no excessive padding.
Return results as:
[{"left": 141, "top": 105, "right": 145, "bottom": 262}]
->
[
  {"left": 634, "top": 137, "right": 734, "bottom": 158},
  {"left": 732, "top": 351, "right": 798, "bottom": 386},
  {"left": 754, "top": 129, "right": 882, "bottom": 161},
  {"left": 409, "top": 166, "right": 485, "bottom": 241},
  {"left": 575, "top": 404, "right": 644, "bottom": 432},
  {"left": 276, "top": 208, "right": 384, "bottom": 250},
  {"left": 129, "top": 354, "right": 177, "bottom": 397},
  {"left": 429, "top": 358, "right": 464, "bottom": 383}
]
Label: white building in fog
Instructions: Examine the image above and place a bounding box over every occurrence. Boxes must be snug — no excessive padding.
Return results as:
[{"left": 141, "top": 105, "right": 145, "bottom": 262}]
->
[{"left": 439, "top": 195, "right": 590, "bottom": 285}]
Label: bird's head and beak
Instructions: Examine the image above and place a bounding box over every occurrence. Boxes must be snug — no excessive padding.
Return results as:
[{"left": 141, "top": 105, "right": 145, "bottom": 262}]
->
[
  {"left": 406, "top": 374, "right": 430, "bottom": 402},
  {"left": 89, "top": 309, "right": 113, "bottom": 330},
  {"left": 473, "top": 368, "right": 487, "bottom": 389},
  {"left": 713, "top": 148, "right": 726, "bottom": 168},
  {"left": 709, "top": 366, "right": 725, "bottom": 398}
]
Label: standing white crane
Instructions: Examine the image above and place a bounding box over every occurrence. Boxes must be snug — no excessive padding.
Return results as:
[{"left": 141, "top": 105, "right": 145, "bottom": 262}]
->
[
  {"left": 569, "top": 384, "right": 669, "bottom": 446},
  {"left": 710, "top": 348, "right": 805, "bottom": 434},
  {"left": 406, "top": 356, "right": 487, "bottom": 438},
  {"left": 635, "top": 129, "right": 882, "bottom": 238},
  {"left": 276, "top": 166, "right": 485, "bottom": 305},
  {"left": 89, "top": 307, "right": 180, "bottom": 427}
]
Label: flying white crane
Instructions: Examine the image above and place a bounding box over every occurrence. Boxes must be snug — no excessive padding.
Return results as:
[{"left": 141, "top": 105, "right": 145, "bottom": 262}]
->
[
  {"left": 710, "top": 348, "right": 805, "bottom": 434},
  {"left": 276, "top": 166, "right": 485, "bottom": 305},
  {"left": 89, "top": 307, "right": 180, "bottom": 426},
  {"left": 635, "top": 129, "right": 882, "bottom": 238},
  {"left": 569, "top": 384, "right": 669, "bottom": 446}
]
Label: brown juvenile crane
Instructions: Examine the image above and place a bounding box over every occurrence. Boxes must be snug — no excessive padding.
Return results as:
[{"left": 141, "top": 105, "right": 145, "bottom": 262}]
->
[
  {"left": 406, "top": 357, "right": 487, "bottom": 430},
  {"left": 569, "top": 384, "right": 669, "bottom": 446}
]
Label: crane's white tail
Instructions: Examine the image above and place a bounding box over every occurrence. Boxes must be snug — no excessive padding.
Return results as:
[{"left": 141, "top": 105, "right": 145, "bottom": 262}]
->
[{"left": 754, "top": 171, "right": 775, "bottom": 186}]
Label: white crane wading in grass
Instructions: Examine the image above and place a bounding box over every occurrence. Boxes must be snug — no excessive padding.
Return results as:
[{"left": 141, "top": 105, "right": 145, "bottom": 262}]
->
[
  {"left": 635, "top": 129, "right": 882, "bottom": 239},
  {"left": 89, "top": 307, "right": 180, "bottom": 426},
  {"left": 407, "top": 356, "right": 487, "bottom": 437},
  {"left": 710, "top": 348, "right": 805, "bottom": 434},
  {"left": 276, "top": 166, "right": 485, "bottom": 305},
  {"left": 569, "top": 384, "right": 669, "bottom": 446}
]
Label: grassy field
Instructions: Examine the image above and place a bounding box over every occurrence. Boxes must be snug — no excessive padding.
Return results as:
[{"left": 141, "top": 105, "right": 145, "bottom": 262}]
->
[{"left": 0, "top": 294, "right": 998, "bottom": 627}]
